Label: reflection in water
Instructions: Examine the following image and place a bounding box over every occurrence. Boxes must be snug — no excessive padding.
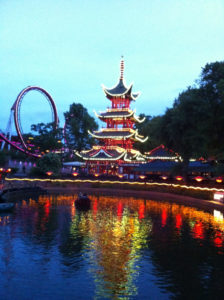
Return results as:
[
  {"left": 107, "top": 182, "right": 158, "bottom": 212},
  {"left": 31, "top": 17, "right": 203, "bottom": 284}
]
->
[{"left": 0, "top": 193, "right": 224, "bottom": 299}]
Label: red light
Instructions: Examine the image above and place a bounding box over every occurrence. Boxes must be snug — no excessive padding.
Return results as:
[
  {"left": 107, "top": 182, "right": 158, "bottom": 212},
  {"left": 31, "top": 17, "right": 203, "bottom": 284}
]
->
[
  {"left": 161, "top": 209, "right": 167, "bottom": 227},
  {"left": 72, "top": 172, "right": 78, "bottom": 177},
  {"left": 139, "top": 175, "right": 146, "bottom": 180},
  {"left": 194, "top": 176, "right": 203, "bottom": 182},
  {"left": 138, "top": 203, "right": 145, "bottom": 219},
  {"left": 216, "top": 177, "right": 223, "bottom": 183},
  {"left": 175, "top": 176, "right": 183, "bottom": 181},
  {"left": 46, "top": 171, "right": 53, "bottom": 176},
  {"left": 6, "top": 168, "right": 11, "bottom": 173},
  {"left": 176, "top": 214, "right": 182, "bottom": 229}
]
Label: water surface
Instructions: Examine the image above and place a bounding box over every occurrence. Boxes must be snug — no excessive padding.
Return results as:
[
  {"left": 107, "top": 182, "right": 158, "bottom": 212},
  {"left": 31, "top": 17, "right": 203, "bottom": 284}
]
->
[{"left": 0, "top": 193, "right": 224, "bottom": 299}]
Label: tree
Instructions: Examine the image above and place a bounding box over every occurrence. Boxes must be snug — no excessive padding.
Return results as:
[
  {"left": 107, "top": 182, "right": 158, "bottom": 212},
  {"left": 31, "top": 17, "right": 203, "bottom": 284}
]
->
[
  {"left": 36, "top": 153, "right": 62, "bottom": 176},
  {"left": 134, "top": 114, "right": 163, "bottom": 153},
  {"left": 64, "top": 103, "right": 98, "bottom": 151},
  {"left": 31, "top": 122, "right": 63, "bottom": 152},
  {"left": 199, "top": 61, "right": 224, "bottom": 158}
]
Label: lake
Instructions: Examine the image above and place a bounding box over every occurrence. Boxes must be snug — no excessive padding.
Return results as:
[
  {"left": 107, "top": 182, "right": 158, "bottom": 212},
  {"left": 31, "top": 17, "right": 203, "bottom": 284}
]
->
[{"left": 0, "top": 192, "right": 224, "bottom": 299}]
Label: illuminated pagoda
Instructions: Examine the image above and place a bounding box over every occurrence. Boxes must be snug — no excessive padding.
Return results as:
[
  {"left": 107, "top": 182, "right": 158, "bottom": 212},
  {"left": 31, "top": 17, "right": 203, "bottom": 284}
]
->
[{"left": 76, "top": 58, "right": 148, "bottom": 175}]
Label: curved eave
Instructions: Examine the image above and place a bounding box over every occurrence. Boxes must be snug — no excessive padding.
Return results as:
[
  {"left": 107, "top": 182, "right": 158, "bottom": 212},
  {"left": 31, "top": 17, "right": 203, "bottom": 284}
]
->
[
  {"left": 133, "top": 113, "right": 145, "bottom": 123},
  {"left": 134, "top": 130, "right": 149, "bottom": 143},
  {"left": 94, "top": 110, "right": 135, "bottom": 120},
  {"left": 102, "top": 80, "right": 140, "bottom": 101},
  {"left": 75, "top": 150, "right": 126, "bottom": 161},
  {"left": 88, "top": 129, "right": 136, "bottom": 140}
]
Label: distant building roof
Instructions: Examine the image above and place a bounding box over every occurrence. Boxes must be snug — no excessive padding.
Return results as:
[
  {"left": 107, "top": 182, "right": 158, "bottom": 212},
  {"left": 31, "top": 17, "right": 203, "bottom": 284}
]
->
[
  {"left": 145, "top": 144, "right": 179, "bottom": 160},
  {"left": 135, "top": 160, "right": 177, "bottom": 172}
]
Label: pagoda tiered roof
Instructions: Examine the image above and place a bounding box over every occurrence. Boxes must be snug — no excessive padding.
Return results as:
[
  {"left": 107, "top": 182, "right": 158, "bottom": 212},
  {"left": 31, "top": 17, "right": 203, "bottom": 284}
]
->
[
  {"left": 88, "top": 128, "right": 148, "bottom": 143},
  {"left": 75, "top": 146, "right": 146, "bottom": 162},
  {"left": 102, "top": 58, "right": 140, "bottom": 101},
  {"left": 94, "top": 109, "right": 145, "bottom": 123},
  {"left": 102, "top": 81, "right": 140, "bottom": 101}
]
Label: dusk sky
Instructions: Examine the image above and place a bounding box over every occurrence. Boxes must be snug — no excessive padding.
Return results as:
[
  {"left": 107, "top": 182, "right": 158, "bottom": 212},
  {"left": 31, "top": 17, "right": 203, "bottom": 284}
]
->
[{"left": 0, "top": 0, "right": 224, "bottom": 133}]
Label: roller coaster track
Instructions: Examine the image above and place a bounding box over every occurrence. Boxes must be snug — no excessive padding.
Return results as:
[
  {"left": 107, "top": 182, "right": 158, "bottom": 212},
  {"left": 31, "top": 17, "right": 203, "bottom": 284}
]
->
[
  {"left": 0, "top": 130, "right": 40, "bottom": 158},
  {"left": 1, "top": 86, "right": 58, "bottom": 158}
]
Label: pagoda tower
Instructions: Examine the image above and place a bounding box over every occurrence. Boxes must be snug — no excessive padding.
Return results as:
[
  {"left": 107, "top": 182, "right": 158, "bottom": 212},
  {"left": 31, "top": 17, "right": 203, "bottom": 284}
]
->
[{"left": 76, "top": 58, "right": 148, "bottom": 175}]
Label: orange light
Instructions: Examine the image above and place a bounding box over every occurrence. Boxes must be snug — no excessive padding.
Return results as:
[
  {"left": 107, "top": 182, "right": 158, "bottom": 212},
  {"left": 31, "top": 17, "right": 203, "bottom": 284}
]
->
[
  {"left": 216, "top": 177, "right": 223, "bottom": 183},
  {"left": 94, "top": 173, "right": 100, "bottom": 177},
  {"left": 6, "top": 168, "right": 11, "bottom": 173},
  {"left": 175, "top": 176, "right": 183, "bottom": 181},
  {"left": 72, "top": 172, "right": 78, "bottom": 177},
  {"left": 161, "top": 175, "right": 168, "bottom": 180},
  {"left": 0, "top": 168, "right": 4, "bottom": 172},
  {"left": 139, "top": 175, "right": 146, "bottom": 180},
  {"left": 118, "top": 174, "right": 123, "bottom": 178},
  {"left": 46, "top": 171, "right": 53, "bottom": 176},
  {"left": 194, "top": 176, "right": 203, "bottom": 182}
]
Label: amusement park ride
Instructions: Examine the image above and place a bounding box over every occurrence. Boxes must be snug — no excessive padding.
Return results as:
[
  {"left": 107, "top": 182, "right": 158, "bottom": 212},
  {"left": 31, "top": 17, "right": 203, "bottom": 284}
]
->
[{"left": 0, "top": 86, "right": 58, "bottom": 158}]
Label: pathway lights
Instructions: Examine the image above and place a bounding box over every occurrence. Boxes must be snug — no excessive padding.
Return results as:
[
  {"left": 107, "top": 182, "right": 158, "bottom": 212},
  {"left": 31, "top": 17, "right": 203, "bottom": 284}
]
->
[
  {"left": 72, "top": 172, "right": 78, "bottom": 177},
  {"left": 94, "top": 173, "right": 100, "bottom": 177},
  {"left": 194, "top": 176, "right": 203, "bottom": 182},
  {"left": 216, "top": 177, "right": 223, "bottom": 183},
  {"left": 139, "top": 175, "right": 146, "bottom": 180},
  {"left": 118, "top": 174, "right": 123, "bottom": 179},
  {"left": 46, "top": 171, "right": 53, "bottom": 176},
  {"left": 161, "top": 175, "right": 168, "bottom": 180},
  {"left": 175, "top": 176, "right": 183, "bottom": 181}
]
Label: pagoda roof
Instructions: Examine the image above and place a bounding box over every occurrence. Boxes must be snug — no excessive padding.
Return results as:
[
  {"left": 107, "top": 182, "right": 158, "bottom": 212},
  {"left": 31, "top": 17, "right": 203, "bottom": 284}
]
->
[
  {"left": 94, "top": 109, "right": 145, "bottom": 123},
  {"left": 145, "top": 144, "right": 179, "bottom": 160},
  {"left": 102, "top": 59, "right": 140, "bottom": 101},
  {"left": 75, "top": 146, "right": 126, "bottom": 161},
  {"left": 88, "top": 128, "right": 148, "bottom": 143},
  {"left": 75, "top": 146, "right": 146, "bottom": 162}
]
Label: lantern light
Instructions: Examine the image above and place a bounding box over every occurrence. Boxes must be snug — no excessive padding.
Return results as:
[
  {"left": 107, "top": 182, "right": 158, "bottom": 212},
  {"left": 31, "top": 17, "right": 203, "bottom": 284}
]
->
[
  {"left": 194, "top": 176, "right": 203, "bottom": 182},
  {"left": 94, "top": 173, "right": 100, "bottom": 177},
  {"left": 216, "top": 177, "right": 223, "bottom": 184},
  {"left": 139, "top": 175, "right": 146, "bottom": 180},
  {"left": 175, "top": 176, "right": 183, "bottom": 181},
  {"left": 46, "top": 171, "right": 53, "bottom": 176},
  {"left": 72, "top": 172, "right": 78, "bottom": 177},
  {"left": 118, "top": 174, "right": 123, "bottom": 178},
  {"left": 161, "top": 175, "right": 168, "bottom": 180}
]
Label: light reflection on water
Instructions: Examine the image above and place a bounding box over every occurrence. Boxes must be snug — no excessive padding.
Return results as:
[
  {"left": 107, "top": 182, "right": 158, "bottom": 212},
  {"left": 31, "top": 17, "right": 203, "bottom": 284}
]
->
[{"left": 0, "top": 193, "right": 224, "bottom": 299}]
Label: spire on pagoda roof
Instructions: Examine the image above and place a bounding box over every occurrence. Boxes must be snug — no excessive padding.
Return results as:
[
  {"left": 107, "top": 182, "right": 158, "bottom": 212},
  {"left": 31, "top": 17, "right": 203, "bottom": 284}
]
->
[{"left": 102, "top": 58, "right": 140, "bottom": 101}]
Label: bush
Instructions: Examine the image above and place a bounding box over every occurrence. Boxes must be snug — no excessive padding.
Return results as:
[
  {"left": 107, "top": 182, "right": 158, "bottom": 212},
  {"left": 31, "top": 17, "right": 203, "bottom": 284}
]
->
[{"left": 36, "top": 153, "right": 62, "bottom": 176}]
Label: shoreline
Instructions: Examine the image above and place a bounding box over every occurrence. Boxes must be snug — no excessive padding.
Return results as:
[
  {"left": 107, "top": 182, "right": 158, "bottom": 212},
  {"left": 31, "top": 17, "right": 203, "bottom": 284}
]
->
[{"left": 46, "top": 186, "right": 224, "bottom": 212}]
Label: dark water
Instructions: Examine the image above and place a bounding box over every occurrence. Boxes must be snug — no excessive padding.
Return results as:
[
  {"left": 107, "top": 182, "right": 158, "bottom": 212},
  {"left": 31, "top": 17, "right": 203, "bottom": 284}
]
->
[{"left": 0, "top": 193, "right": 224, "bottom": 299}]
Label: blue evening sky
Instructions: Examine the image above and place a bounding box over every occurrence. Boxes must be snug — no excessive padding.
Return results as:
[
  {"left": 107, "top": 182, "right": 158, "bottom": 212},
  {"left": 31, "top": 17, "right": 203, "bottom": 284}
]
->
[{"left": 0, "top": 0, "right": 224, "bottom": 133}]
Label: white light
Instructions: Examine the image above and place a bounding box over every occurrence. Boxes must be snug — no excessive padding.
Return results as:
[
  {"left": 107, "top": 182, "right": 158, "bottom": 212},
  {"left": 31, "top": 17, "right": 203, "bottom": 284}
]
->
[
  {"left": 214, "top": 210, "right": 224, "bottom": 221},
  {"left": 214, "top": 192, "right": 224, "bottom": 201}
]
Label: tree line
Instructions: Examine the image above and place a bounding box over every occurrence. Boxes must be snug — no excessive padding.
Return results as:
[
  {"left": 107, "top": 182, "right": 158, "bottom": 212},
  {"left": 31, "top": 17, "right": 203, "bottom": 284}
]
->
[{"left": 135, "top": 61, "right": 224, "bottom": 166}]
